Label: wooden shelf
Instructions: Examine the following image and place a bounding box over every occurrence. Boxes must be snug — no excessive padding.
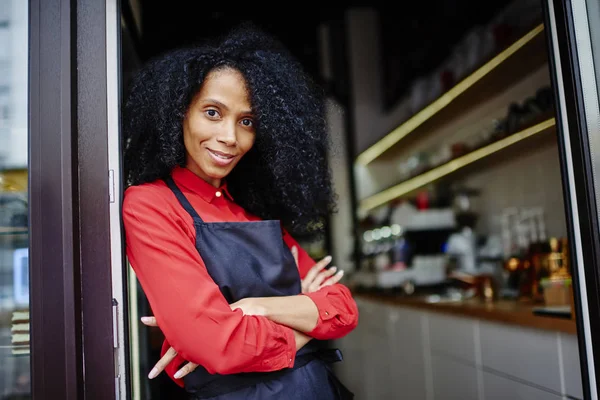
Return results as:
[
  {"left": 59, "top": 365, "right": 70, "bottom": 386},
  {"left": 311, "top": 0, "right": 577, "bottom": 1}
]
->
[
  {"left": 359, "top": 118, "right": 556, "bottom": 213},
  {"left": 356, "top": 24, "right": 548, "bottom": 166}
]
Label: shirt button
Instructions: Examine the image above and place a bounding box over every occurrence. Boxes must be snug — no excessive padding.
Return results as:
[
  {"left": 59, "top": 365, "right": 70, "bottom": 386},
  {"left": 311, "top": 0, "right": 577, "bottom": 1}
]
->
[
  {"left": 325, "top": 311, "right": 329, "bottom": 316},
  {"left": 215, "top": 191, "right": 222, "bottom": 198}
]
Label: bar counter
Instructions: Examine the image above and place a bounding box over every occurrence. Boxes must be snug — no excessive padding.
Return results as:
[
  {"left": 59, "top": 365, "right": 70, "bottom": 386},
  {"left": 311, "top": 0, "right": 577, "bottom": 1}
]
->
[{"left": 353, "top": 292, "right": 577, "bottom": 334}]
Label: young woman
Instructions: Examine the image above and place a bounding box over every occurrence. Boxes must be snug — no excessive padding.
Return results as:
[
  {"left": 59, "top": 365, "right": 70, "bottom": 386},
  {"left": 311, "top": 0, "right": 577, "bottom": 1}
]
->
[{"left": 121, "top": 24, "right": 358, "bottom": 399}]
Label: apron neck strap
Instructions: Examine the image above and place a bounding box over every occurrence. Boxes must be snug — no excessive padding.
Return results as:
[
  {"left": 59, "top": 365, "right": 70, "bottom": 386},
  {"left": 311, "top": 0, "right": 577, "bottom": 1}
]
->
[{"left": 163, "top": 176, "right": 203, "bottom": 222}]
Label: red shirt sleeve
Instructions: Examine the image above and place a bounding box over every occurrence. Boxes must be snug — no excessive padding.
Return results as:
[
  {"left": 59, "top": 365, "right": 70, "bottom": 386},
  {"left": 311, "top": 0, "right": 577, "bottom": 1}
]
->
[
  {"left": 282, "top": 231, "right": 359, "bottom": 340},
  {"left": 123, "top": 185, "right": 297, "bottom": 383}
]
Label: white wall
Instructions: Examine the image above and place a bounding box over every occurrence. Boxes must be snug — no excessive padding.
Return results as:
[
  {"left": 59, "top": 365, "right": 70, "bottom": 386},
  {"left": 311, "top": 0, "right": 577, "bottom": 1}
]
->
[
  {"left": 462, "top": 133, "right": 567, "bottom": 238},
  {"left": 346, "top": 9, "right": 384, "bottom": 156},
  {"left": 317, "top": 22, "right": 357, "bottom": 273},
  {"left": 326, "top": 98, "right": 355, "bottom": 272}
]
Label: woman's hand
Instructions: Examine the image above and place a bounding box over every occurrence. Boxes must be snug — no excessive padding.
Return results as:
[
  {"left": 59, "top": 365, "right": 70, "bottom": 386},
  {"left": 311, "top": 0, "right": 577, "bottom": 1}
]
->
[
  {"left": 292, "top": 246, "right": 344, "bottom": 293},
  {"left": 142, "top": 294, "right": 306, "bottom": 380},
  {"left": 142, "top": 247, "right": 342, "bottom": 380},
  {"left": 141, "top": 316, "right": 199, "bottom": 380},
  {"left": 229, "top": 298, "right": 266, "bottom": 316},
  {"left": 142, "top": 298, "right": 269, "bottom": 381}
]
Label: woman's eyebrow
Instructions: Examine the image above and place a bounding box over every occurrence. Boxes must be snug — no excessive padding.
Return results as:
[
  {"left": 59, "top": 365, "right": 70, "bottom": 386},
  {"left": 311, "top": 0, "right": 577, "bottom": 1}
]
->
[
  {"left": 201, "top": 98, "right": 253, "bottom": 115},
  {"left": 201, "top": 98, "right": 229, "bottom": 110}
]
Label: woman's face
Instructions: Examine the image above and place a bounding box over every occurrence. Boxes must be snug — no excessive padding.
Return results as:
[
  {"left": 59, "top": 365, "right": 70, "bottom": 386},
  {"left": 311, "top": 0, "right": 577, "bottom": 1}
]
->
[{"left": 183, "top": 67, "right": 256, "bottom": 188}]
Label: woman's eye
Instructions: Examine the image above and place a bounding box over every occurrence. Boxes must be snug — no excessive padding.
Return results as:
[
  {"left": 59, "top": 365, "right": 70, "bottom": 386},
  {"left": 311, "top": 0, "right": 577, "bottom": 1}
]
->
[
  {"left": 205, "top": 109, "right": 219, "bottom": 118},
  {"left": 241, "top": 118, "right": 254, "bottom": 127}
]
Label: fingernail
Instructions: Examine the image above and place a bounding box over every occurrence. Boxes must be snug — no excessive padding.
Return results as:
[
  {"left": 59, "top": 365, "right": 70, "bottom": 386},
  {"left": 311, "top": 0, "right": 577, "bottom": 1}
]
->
[
  {"left": 330, "top": 266, "right": 337, "bottom": 272},
  {"left": 325, "top": 255, "right": 332, "bottom": 262},
  {"left": 174, "top": 370, "right": 183, "bottom": 379},
  {"left": 141, "top": 317, "right": 151, "bottom": 323},
  {"left": 338, "top": 270, "right": 344, "bottom": 276},
  {"left": 148, "top": 368, "right": 158, "bottom": 379}
]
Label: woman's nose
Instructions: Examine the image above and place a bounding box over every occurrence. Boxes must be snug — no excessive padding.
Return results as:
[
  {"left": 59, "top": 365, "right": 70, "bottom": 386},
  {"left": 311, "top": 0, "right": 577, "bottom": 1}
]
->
[{"left": 217, "top": 123, "right": 237, "bottom": 146}]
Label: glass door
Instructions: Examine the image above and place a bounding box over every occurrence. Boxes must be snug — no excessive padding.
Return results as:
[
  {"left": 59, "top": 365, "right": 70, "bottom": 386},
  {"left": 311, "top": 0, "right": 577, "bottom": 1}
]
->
[
  {"left": 0, "top": 0, "right": 30, "bottom": 398},
  {"left": 544, "top": 0, "right": 600, "bottom": 398}
]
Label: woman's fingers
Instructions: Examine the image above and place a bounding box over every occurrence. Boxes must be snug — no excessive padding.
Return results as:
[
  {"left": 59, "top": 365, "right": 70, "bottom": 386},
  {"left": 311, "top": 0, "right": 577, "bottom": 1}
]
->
[
  {"left": 319, "top": 269, "right": 344, "bottom": 289},
  {"left": 308, "top": 266, "right": 338, "bottom": 292},
  {"left": 141, "top": 316, "right": 158, "bottom": 327},
  {"left": 142, "top": 316, "right": 190, "bottom": 380},
  {"left": 174, "top": 362, "right": 200, "bottom": 379},
  {"left": 301, "top": 255, "right": 332, "bottom": 293},
  {"left": 148, "top": 346, "right": 177, "bottom": 379}
]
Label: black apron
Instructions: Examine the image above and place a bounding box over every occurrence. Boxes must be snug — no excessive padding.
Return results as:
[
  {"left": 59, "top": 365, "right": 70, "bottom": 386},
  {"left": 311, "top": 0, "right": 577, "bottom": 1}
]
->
[{"left": 164, "top": 177, "right": 354, "bottom": 400}]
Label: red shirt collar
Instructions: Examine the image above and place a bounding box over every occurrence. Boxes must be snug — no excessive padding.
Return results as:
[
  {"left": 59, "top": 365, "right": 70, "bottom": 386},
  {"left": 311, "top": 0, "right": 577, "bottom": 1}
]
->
[{"left": 171, "top": 166, "right": 234, "bottom": 203}]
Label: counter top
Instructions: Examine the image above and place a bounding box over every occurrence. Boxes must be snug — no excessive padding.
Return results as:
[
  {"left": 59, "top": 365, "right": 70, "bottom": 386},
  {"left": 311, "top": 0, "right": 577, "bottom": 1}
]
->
[{"left": 354, "top": 292, "right": 577, "bottom": 335}]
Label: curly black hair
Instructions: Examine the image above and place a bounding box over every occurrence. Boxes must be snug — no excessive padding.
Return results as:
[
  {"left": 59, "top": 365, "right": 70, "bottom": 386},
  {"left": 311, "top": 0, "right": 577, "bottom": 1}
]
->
[{"left": 122, "top": 23, "right": 337, "bottom": 235}]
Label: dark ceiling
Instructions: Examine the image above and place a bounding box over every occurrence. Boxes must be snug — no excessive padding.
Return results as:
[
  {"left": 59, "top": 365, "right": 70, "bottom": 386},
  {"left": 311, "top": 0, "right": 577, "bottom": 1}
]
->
[
  {"left": 125, "top": 6, "right": 349, "bottom": 85},
  {"left": 122, "top": 3, "right": 515, "bottom": 108}
]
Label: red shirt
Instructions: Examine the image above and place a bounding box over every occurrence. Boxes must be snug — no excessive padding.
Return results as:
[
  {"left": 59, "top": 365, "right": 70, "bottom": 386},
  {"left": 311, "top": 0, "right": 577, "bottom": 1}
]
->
[{"left": 122, "top": 166, "right": 359, "bottom": 386}]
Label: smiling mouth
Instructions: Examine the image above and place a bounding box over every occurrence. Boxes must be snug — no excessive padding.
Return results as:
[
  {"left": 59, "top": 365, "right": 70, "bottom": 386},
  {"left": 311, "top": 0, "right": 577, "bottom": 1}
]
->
[{"left": 207, "top": 148, "right": 236, "bottom": 160}]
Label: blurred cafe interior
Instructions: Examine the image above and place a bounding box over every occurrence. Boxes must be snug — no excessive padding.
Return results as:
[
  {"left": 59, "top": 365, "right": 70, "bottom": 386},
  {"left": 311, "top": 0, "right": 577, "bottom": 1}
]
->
[{"left": 3, "top": 1, "right": 600, "bottom": 399}]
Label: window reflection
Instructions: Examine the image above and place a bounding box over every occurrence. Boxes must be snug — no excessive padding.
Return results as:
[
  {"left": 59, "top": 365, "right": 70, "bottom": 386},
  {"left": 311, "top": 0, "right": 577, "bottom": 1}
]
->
[{"left": 0, "top": 0, "right": 30, "bottom": 398}]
